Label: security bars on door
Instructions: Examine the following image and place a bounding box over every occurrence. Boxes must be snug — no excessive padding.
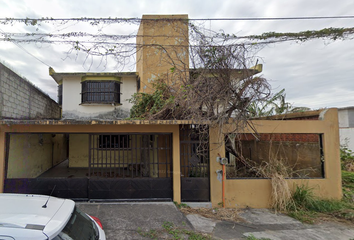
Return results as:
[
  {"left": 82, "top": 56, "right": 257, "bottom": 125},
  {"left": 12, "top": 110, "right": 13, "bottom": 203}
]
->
[
  {"left": 180, "top": 125, "right": 210, "bottom": 178},
  {"left": 88, "top": 133, "right": 172, "bottom": 178}
]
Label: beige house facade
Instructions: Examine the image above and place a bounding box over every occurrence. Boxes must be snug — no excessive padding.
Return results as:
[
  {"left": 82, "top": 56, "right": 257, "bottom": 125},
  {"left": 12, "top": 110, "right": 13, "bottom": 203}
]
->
[{"left": 0, "top": 108, "right": 343, "bottom": 208}]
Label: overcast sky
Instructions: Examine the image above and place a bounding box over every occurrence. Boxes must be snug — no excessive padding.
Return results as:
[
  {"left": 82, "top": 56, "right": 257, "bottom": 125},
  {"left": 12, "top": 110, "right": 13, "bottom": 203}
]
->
[{"left": 0, "top": 0, "right": 353, "bottom": 110}]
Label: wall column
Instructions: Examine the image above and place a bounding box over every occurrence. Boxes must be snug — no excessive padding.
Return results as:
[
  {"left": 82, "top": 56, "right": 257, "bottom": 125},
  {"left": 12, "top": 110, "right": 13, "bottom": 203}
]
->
[
  {"left": 209, "top": 126, "right": 224, "bottom": 207},
  {"left": 0, "top": 130, "right": 6, "bottom": 193},
  {"left": 323, "top": 108, "right": 342, "bottom": 199},
  {"left": 172, "top": 125, "right": 181, "bottom": 203}
]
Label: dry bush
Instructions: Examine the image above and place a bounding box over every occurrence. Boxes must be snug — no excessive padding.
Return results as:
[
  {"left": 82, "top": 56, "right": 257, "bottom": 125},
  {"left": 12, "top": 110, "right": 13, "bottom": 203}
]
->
[{"left": 254, "top": 159, "right": 294, "bottom": 212}]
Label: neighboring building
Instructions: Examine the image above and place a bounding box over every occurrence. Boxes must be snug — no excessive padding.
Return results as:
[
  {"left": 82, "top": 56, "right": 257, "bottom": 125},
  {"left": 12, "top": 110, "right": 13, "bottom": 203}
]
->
[
  {"left": 0, "top": 15, "right": 343, "bottom": 208},
  {"left": 0, "top": 62, "right": 67, "bottom": 183},
  {"left": 0, "top": 62, "right": 60, "bottom": 120},
  {"left": 338, "top": 106, "right": 354, "bottom": 151}
]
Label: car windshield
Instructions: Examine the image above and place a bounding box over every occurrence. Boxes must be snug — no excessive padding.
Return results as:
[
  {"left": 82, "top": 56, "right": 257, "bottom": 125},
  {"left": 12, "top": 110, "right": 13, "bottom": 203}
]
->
[{"left": 53, "top": 207, "right": 99, "bottom": 240}]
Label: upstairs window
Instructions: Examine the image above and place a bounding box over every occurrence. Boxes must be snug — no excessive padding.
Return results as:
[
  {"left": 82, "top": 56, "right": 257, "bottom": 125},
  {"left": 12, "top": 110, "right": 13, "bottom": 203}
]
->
[{"left": 81, "top": 80, "right": 121, "bottom": 104}]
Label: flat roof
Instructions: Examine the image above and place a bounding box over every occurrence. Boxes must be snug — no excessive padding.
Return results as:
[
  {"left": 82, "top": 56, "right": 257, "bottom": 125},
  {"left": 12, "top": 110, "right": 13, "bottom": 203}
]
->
[
  {"left": 49, "top": 67, "right": 137, "bottom": 84},
  {"left": 338, "top": 106, "right": 354, "bottom": 111},
  {"left": 252, "top": 109, "right": 325, "bottom": 120},
  {"left": 0, "top": 119, "right": 210, "bottom": 125}
]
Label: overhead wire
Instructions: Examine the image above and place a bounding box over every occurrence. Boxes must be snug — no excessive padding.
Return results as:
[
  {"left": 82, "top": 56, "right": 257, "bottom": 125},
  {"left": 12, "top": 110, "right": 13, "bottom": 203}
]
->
[
  {"left": 1, "top": 16, "right": 354, "bottom": 22},
  {"left": 0, "top": 28, "right": 51, "bottom": 67}
]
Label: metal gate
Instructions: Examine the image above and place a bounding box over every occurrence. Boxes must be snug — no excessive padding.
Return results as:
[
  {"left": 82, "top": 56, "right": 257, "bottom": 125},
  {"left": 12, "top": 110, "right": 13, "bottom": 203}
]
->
[
  {"left": 4, "top": 133, "right": 173, "bottom": 201},
  {"left": 88, "top": 133, "right": 173, "bottom": 201},
  {"left": 180, "top": 125, "right": 210, "bottom": 202},
  {"left": 4, "top": 178, "right": 89, "bottom": 200}
]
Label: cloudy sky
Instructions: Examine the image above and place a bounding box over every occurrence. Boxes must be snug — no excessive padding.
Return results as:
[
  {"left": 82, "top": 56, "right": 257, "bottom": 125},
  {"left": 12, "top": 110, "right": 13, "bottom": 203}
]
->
[{"left": 0, "top": 0, "right": 353, "bottom": 109}]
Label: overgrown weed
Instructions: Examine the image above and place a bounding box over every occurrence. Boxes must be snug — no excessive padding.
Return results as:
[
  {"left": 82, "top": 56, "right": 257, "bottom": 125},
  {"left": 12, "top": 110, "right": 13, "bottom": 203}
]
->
[
  {"left": 287, "top": 182, "right": 354, "bottom": 224},
  {"left": 340, "top": 146, "right": 354, "bottom": 171}
]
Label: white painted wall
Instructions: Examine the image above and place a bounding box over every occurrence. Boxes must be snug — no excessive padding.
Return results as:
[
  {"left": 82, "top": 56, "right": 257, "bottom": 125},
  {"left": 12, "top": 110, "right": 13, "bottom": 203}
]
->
[
  {"left": 62, "top": 75, "right": 136, "bottom": 119},
  {"left": 121, "top": 76, "right": 137, "bottom": 109},
  {"left": 339, "top": 107, "right": 354, "bottom": 151},
  {"left": 338, "top": 109, "right": 349, "bottom": 128},
  {"left": 340, "top": 128, "right": 354, "bottom": 151}
]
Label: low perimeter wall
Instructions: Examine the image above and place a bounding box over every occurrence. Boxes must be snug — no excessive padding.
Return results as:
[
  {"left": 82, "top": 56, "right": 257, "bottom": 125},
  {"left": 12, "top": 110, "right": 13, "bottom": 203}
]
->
[{"left": 209, "top": 108, "right": 342, "bottom": 208}]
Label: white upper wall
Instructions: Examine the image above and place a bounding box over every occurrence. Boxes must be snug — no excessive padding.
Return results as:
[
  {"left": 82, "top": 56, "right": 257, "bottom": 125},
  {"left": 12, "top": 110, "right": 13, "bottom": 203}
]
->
[
  {"left": 61, "top": 75, "right": 137, "bottom": 119},
  {"left": 338, "top": 109, "right": 349, "bottom": 128},
  {"left": 338, "top": 107, "right": 354, "bottom": 151}
]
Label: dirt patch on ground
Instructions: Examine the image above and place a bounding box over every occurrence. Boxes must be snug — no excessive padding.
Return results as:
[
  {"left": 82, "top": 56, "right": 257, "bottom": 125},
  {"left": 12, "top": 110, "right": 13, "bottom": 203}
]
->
[
  {"left": 180, "top": 207, "right": 245, "bottom": 222},
  {"left": 315, "top": 210, "right": 354, "bottom": 226}
]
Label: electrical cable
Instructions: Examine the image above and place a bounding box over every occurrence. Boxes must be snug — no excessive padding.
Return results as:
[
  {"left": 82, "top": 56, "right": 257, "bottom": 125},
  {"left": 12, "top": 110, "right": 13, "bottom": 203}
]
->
[
  {"left": 0, "top": 28, "right": 51, "bottom": 67},
  {"left": 1, "top": 15, "right": 354, "bottom": 22}
]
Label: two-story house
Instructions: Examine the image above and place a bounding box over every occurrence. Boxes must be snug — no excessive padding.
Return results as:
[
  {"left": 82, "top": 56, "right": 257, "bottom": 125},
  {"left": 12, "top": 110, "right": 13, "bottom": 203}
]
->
[{"left": 0, "top": 14, "right": 343, "bottom": 208}]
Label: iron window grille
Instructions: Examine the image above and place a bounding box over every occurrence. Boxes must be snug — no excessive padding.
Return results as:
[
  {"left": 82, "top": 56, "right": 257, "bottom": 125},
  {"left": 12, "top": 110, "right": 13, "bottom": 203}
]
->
[
  {"left": 81, "top": 81, "right": 121, "bottom": 104},
  {"left": 98, "top": 134, "right": 131, "bottom": 149}
]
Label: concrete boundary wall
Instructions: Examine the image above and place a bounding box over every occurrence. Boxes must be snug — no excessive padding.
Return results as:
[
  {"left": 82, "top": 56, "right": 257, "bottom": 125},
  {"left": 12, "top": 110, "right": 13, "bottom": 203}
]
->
[
  {"left": 210, "top": 108, "right": 341, "bottom": 208},
  {"left": 0, "top": 63, "right": 61, "bottom": 119}
]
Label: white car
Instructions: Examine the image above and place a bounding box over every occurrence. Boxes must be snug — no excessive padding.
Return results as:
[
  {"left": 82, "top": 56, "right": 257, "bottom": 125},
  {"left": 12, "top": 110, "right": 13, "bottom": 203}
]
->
[{"left": 0, "top": 194, "right": 106, "bottom": 240}]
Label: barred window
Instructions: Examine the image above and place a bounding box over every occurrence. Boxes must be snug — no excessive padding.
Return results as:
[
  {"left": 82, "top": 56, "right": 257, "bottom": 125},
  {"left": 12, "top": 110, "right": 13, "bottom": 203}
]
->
[
  {"left": 81, "top": 81, "right": 121, "bottom": 104},
  {"left": 98, "top": 134, "right": 131, "bottom": 149}
]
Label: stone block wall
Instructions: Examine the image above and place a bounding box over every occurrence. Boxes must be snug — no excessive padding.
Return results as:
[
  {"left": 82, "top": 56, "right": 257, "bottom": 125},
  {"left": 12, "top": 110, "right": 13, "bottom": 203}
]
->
[{"left": 0, "top": 63, "right": 61, "bottom": 119}]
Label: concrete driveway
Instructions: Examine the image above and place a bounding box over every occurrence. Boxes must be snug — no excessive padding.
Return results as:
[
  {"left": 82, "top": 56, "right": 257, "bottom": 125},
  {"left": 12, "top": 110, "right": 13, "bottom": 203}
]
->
[{"left": 77, "top": 202, "right": 193, "bottom": 240}]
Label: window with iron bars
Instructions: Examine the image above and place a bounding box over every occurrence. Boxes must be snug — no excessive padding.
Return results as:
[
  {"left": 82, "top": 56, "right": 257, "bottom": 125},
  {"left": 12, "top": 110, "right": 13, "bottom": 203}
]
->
[
  {"left": 98, "top": 134, "right": 131, "bottom": 149},
  {"left": 81, "top": 81, "right": 121, "bottom": 104}
]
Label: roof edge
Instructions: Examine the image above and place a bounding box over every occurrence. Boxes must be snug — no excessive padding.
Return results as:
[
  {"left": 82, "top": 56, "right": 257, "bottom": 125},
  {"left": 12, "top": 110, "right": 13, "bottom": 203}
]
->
[{"left": 49, "top": 67, "right": 137, "bottom": 84}]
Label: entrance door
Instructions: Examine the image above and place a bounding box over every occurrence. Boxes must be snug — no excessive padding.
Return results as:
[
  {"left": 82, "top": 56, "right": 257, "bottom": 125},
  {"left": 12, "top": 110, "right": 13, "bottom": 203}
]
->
[{"left": 180, "top": 125, "right": 210, "bottom": 202}]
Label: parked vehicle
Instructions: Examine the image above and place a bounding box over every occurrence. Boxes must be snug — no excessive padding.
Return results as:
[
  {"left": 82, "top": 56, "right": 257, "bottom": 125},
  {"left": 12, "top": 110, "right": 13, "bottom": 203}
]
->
[{"left": 0, "top": 193, "right": 106, "bottom": 240}]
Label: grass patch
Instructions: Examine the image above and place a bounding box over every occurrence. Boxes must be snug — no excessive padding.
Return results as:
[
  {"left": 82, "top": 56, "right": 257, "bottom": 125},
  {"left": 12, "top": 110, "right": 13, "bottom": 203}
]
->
[
  {"left": 342, "top": 171, "right": 354, "bottom": 203},
  {"left": 174, "top": 201, "right": 190, "bottom": 209},
  {"left": 137, "top": 227, "right": 159, "bottom": 239},
  {"left": 137, "top": 221, "right": 213, "bottom": 240},
  {"left": 244, "top": 234, "right": 272, "bottom": 240},
  {"left": 286, "top": 173, "right": 354, "bottom": 224}
]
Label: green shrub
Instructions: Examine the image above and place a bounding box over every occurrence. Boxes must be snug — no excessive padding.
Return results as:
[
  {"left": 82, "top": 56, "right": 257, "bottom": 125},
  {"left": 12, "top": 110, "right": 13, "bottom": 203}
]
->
[
  {"left": 291, "top": 184, "right": 351, "bottom": 212},
  {"left": 340, "top": 146, "right": 354, "bottom": 171},
  {"left": 129, "top": 80, "right": 174, "bottom": 119}
]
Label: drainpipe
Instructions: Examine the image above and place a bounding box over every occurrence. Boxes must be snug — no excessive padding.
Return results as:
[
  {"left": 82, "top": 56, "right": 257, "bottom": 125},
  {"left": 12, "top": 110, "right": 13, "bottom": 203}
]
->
[
  {"left": 222, "top": 164, "right": 225, "bottom": 208},
  {"left": 217, "top": 155, "right": 228, "bottom": 208}
]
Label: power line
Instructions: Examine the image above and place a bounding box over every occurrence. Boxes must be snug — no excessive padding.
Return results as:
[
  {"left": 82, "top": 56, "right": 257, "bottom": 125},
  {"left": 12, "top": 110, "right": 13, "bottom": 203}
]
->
[
  {"left": 1, "top": 16, "right": 354, "bottom": 22},
  {"left": 0, "top": 28, "right": 51, "bottom": 67},
  {"left": 0, "top": 37, "right": 304, "bottom": 47},
  {"left": 187, "top": 16, "right": 354, "bottom": 21}
]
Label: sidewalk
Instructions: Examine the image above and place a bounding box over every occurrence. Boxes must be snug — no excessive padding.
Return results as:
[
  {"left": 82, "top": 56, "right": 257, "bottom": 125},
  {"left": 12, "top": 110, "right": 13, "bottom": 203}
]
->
[
  {"left": 77, "top": 202, "right": 354, "bottom": 240},
  {"left": 187, "top": 208, "right": 354, "bottom": 240}
]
